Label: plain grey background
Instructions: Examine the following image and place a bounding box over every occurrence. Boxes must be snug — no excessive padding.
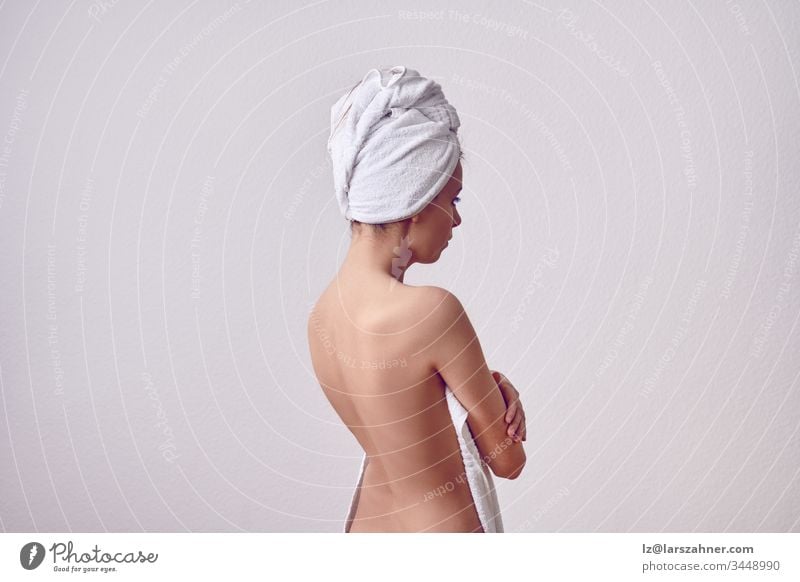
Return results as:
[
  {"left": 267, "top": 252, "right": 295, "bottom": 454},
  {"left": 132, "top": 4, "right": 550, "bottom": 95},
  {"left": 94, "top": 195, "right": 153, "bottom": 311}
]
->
[{"left": 0, "top": 0, "right": 798, "bottom": 532}]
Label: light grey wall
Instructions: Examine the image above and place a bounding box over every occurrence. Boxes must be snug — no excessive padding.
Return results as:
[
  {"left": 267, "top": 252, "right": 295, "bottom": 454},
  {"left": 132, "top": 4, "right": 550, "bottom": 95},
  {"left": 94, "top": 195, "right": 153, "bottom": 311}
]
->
[{"left": 0, "top": 0, "right": 798, "bottom": 532}]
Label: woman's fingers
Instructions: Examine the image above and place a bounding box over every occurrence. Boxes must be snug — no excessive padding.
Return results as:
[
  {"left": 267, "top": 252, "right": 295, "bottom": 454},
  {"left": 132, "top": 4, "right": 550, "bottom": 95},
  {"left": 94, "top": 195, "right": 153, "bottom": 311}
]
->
[
  {"left": 507, "top": 409, "right": 525, "bottom": 439},
  {"left": 498, "top": 375, "right": 519, "bottom": 402},
  {"left": 505, "top": 400, "right": 517, "bottom": 423},
  {"left": 492, "top": 370, "right": 525, "bottom": 440},
  {"left": 509, "top": 413, "right": 523, "bottom": 439},
  {"left": 506, "top": 415, "right": 517, "bottom": 437},
  {"left": 494, "top": 371, "right": 519, "bottom": 408}
]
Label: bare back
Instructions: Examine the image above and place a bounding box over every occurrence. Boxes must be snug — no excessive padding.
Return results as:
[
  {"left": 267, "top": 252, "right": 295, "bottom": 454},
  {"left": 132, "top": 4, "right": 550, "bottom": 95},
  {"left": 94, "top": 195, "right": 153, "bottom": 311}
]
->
[{"left": 308, "top": 277, "right": 485, "bottom": 532}]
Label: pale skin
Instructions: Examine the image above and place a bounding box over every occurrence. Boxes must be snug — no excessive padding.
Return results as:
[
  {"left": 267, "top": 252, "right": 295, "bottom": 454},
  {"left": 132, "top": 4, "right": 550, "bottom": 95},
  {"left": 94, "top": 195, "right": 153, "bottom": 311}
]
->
[{"left": 307, "top": 160, "right": 527, "bottom": 532}]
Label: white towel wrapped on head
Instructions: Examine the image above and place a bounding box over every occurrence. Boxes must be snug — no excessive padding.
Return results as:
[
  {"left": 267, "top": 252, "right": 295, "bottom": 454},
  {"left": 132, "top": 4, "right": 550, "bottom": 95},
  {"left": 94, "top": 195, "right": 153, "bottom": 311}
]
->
[{"left": 327, "top": 65, "right": 461, "bottom": 224}]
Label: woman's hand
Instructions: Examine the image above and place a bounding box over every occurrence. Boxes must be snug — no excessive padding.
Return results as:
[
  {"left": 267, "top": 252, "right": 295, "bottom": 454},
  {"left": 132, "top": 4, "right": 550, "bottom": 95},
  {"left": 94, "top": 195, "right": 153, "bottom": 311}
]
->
[{"left": 491, "top": 370, "right": 526, "bottom": 442}]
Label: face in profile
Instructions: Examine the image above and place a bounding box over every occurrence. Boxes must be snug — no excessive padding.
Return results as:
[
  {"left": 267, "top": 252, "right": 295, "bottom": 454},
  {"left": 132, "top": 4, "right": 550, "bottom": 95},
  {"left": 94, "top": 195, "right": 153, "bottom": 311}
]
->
[{"left": 407, "top": 160, "right": 463, "bottom": 263}]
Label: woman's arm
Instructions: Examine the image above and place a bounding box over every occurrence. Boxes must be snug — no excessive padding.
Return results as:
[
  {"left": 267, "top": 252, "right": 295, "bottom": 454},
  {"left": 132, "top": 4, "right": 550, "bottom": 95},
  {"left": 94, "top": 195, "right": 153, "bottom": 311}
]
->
[
  {"left": 492, "top": 370, "right": 527, "bottom": 442},
  {"left": 425, "top": 287, "right": 526, "bottom": 479}
]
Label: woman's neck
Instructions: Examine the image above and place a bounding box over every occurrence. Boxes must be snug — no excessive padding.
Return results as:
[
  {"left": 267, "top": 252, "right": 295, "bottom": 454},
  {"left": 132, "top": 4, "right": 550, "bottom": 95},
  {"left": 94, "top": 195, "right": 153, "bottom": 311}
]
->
[{"left": 341, "top": 232, "right": 415, "bottom": 284}]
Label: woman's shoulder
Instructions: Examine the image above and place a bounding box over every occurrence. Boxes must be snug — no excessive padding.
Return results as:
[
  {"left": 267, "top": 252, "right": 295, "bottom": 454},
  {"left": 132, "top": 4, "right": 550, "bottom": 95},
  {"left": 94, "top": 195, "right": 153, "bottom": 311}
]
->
[
  {"left": 309, "top": 283, "right": 467, "bottom": 337},
  {"left": 408, "top": 284, "right": 454, "bottom": 299},
  {"left": 404, "top": 285, "right": 468, "bottom": 328},
  {"left": 410, "top": 285, "right": 463, "bottom": 309}
]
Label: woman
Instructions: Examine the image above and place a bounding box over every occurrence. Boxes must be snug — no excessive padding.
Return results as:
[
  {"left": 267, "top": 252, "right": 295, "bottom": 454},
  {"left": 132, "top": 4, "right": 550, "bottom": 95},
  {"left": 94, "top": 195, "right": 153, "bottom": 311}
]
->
[{"left": 308, "top": 66, "right": 527, "bottom": 533}]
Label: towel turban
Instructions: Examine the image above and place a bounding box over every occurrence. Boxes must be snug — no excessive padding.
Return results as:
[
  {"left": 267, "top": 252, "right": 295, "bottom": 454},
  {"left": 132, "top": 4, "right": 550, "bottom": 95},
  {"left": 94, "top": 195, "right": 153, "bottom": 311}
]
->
[{"left": 326, "top": 65, "right": 461, "bottom": 224}]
